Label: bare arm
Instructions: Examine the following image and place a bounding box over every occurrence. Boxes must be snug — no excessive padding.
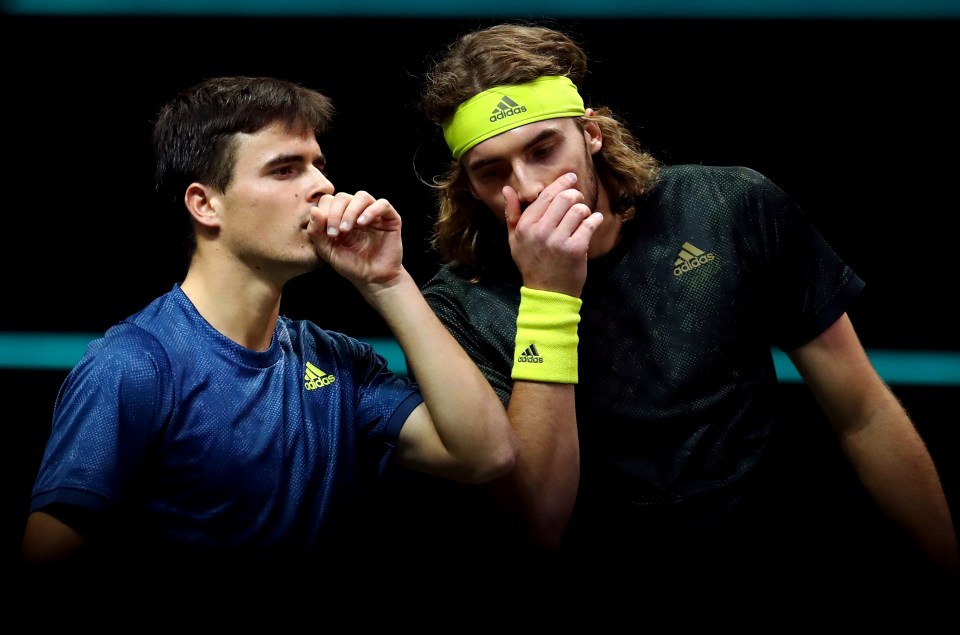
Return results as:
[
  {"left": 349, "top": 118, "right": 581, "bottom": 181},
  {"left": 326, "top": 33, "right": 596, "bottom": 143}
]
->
[
  {"left": 498, "top": 381, "right": 579, "bottom": 549},
  {"left": 22, "top": 510, "right": 85, "bottom": 564},
  {"left": 369, "top": 271, "right": 518, "bottom": 483},
  {"left": 485, "top": 173, "right": 602, "bottom": 548},
  {"left": 308, "top": 192, "right": 517, "bottom": 484},
  {"left": 787, "top": 313, "right": 959, "bottom": 571}
]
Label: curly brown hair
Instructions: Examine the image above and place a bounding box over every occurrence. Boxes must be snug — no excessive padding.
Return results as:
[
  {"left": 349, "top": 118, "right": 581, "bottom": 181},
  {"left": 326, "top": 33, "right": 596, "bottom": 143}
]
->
[{"left": 419, "top": 23, "right": 660, "bottom": 275}]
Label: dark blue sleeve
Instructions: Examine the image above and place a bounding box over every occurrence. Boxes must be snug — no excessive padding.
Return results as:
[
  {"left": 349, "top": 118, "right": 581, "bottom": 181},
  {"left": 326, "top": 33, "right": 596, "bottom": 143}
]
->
[{"left": 29, "top": 324, "right": 173, "bottom": 522}]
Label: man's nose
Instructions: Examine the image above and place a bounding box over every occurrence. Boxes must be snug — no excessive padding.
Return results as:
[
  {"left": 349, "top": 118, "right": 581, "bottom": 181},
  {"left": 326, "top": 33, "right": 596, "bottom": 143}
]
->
[
  {"left": 309, "top": 167, "right": 335, "bottom": 201},
  {"left": 512, "top": 168, "right": 545, "bottom": 208}
]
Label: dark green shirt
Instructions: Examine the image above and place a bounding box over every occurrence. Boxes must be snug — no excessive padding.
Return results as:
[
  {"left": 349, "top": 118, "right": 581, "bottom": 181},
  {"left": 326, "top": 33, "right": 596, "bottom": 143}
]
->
[{"left": 420, "top": 164, "right": 863, "bottom": 557}]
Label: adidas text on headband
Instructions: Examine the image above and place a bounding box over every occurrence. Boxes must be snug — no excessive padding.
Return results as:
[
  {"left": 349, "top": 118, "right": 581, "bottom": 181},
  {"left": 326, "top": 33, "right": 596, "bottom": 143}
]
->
[{"left": 442, "top": 76, "right": 586, "bottom": 161}]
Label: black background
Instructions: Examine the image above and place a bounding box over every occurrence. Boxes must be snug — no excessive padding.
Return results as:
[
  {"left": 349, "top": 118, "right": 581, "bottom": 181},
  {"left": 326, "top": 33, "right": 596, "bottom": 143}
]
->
[
  {"left": 3, "top": 15, "right": 959, "bottom": 589},
  {"left": 3, "top": 16, "right": 959, "bottom": 346}
]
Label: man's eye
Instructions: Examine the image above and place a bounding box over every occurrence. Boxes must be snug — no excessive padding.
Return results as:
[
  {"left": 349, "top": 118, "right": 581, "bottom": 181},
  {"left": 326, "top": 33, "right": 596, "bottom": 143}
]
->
[
  {"left": 477, "top": 167, "right": 505, "bottom": 182},
  {"left": 532, "top": 144, "right": 555, "bottom": 160}
]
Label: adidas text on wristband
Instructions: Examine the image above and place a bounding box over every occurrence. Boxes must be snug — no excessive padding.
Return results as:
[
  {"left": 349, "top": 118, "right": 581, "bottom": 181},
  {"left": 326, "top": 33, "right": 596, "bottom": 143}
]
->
[{"left": 512, "top": 286, "right": 581, "bottom": 384}]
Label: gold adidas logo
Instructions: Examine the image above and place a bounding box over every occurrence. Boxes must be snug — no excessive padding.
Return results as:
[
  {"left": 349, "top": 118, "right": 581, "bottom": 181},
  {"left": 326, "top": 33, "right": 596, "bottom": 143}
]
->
[
  {"left": 304, "top": 361, "right": 336, "bottom": 390},
  {"left": 673, "top": 241, "right": 716, "bottom": 277}
]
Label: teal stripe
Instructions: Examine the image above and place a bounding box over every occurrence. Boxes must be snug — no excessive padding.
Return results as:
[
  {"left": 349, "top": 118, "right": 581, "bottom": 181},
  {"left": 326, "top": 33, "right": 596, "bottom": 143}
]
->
[
  {"left": 0, "top": 332, "right": 407, "bottom": 375},
  {"left": 771, "top": 349, "right": 960, "bottom": 386},
  {"left": 0, "top": 333, "right": 103, "bottom": 370},
  {"left": 6, "top": 0, "right": 960, "bottom": 19},
  {"left": 1, "top": 332, "right": 958, "bottom": 385}
]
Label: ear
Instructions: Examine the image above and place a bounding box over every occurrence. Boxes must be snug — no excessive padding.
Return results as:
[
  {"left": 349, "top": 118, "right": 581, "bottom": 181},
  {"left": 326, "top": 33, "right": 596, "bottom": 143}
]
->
[
  {"left": 184, "top": 183, "right": 222, "bottom": 229},
  {"left": 583, "top": 109, "right": 603, "bottom": 156}
]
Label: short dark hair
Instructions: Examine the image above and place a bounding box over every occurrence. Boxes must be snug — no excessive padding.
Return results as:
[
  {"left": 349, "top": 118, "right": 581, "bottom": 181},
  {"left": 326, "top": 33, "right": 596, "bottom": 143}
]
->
[{"left": 151, "top": 76, "right": 334, "bottom": 259}]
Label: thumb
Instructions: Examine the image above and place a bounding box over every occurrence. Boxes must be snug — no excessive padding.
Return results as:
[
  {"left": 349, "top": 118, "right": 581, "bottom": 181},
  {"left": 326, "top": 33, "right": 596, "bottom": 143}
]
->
[{"left": 502, "top": 185, "right": 521, "bottom": 230}]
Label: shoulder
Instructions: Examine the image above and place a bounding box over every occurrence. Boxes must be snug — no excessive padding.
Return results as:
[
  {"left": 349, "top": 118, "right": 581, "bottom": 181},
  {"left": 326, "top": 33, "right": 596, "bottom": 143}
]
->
[
  {"left": 421, "top": 264, "right": 472, "bottom": 294},
  {"left": 650, "top": 164, "right": 798, "bottom": 220},
  {"left": 60, "top": 324, "right": 173, "bottom": 419},
  {"left": 280, "top": 317, "right": 390, "bottom": 374},
  {"left": 421, "top": 265, "right": 473, "bottom": 312},
  {"left": 423, "top": 265, "right": 518, "bottom": 304},
  {"left": 66, "top": 291, "right": 192, "bottom": 393},
  {"left": 53, "top": 323, "right": 174, "bottom": 428},
  {"left": 83, "top": 322, "right": 171, "bottom": 377},
  {"left": 281, "top": 317, "right": 368, "bottom": 352},
  {"left": 423, "top": 267, "right": 522, "bottom": 337},
  {"left": 655, "top": 164, "right": 780, "bottom": 193}
]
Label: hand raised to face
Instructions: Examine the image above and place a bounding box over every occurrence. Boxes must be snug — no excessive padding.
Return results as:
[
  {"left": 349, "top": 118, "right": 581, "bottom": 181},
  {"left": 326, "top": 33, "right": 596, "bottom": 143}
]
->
[
  {"left": 307, "top": 191, "right": 404, "bottom": 289},
  {"left": 503, "top": 172, "right": 604, "bottom": 298}
]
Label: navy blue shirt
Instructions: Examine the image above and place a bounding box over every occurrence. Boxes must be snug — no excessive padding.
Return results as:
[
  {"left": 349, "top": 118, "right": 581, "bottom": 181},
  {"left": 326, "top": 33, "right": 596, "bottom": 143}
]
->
[{"left": 29, "top": 284, "right": 421, "bottom": 559}]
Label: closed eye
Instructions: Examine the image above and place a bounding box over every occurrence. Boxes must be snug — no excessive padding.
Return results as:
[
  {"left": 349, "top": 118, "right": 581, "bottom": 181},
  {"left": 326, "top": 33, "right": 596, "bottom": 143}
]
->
[
  {"left": 475, "top": 165, "right": 509, "bottom": 183},
  {"left": 528, "top": 135, "right": 565, "bottom": 163}
]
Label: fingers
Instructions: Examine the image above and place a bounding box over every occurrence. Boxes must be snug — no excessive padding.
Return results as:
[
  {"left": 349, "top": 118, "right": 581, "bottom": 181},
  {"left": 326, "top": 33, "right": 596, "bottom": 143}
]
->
[
  {"left": 503, "top": 186, "right": 521, "bottom": 230},
  {"left": 521, "top": 172, "right": 580, "bottom": 225},
  {"left": 512, "top": 172, "right": 597, "bottom": 249},
  {"left": 517, "top": 173, "right": 586, "bottom": 239},
  {"left": 312, "top": 191, "right": 396, "bottom": 237},
  {"left": 568, "top": 211, "right": 605, "bottom": 247}
]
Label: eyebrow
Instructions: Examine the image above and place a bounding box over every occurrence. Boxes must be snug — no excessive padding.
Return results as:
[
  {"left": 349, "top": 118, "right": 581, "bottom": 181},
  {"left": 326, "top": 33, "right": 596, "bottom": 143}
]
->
[
  {"left": 263, "top": 151, "right": 326, "bottom": 170},
  {"left": 465, "top": 126, "right": 564, "bottom": 172}
]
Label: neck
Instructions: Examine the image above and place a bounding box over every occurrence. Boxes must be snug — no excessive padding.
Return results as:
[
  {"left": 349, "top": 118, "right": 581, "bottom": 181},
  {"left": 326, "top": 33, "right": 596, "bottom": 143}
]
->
[
  {"left": 587, "top": 187, "right": 624, "bottom": 259},
  {"left": 180, "top": 257, "right": 283, "bottom": 352}
]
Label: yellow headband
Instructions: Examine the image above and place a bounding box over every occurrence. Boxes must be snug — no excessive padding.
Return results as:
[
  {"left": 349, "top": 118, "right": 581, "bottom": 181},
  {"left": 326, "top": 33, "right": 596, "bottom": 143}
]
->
[{"left": 442, "top": 76, "right": 586, "bottom": 161}]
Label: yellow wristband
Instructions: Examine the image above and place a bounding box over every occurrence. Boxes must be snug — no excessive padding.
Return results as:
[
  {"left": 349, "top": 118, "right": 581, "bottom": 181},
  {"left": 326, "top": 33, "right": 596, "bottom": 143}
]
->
[{"left": 512, "top": 286, "right": 582, "bottom": 384}]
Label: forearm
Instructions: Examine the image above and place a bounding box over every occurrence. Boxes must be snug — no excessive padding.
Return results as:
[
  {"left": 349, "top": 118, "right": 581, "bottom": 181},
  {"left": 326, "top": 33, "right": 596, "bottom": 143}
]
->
[
  {"left": 495, "top": 285, "right": 583, "bottom": 548},
  {"left": 790, "top": 315, "right": 959, "bottom": 571},
  {"left": 366, "top": 270, "right": 518, "bottom": 475},
  {"left": 839, "top": 398, "right": 959, "bottom": 571},
  {"left": 501, "top": 380, "right": 580, "bottom": 549}
]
